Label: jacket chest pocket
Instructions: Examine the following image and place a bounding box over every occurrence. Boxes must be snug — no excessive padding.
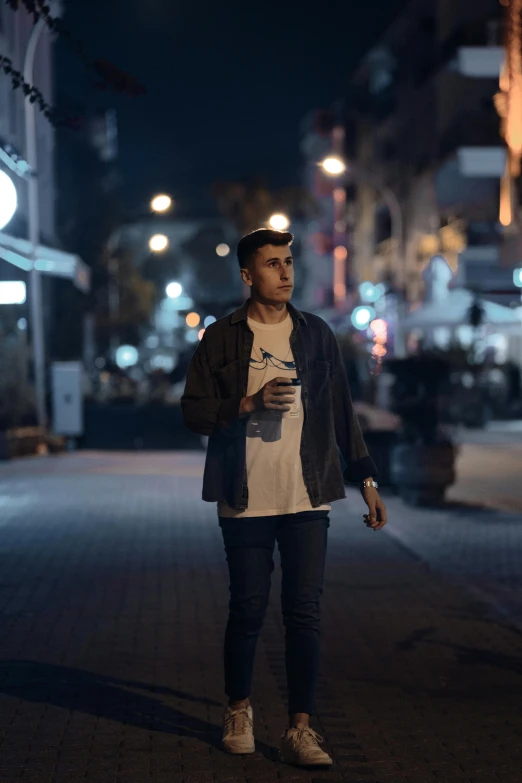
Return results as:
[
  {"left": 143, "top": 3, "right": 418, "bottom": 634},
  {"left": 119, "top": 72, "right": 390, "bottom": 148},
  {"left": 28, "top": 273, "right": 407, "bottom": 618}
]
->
[
  {"left": 213, "top": 359, "right": 243, "bottom": 397},
  {"left": 302, "top": 360, "right": 331, "bottom": 401}
]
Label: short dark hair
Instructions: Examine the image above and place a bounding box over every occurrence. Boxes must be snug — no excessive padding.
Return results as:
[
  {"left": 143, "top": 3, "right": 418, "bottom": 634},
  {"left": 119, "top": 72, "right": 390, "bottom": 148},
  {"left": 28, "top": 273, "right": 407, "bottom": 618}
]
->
[{"left": 237, "top": 228, "right": 293, "bottom": 269}]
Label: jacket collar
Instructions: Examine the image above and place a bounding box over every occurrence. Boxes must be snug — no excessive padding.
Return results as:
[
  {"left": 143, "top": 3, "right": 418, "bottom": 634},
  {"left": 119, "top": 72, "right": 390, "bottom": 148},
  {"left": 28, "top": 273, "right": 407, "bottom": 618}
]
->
[{"left": 230, "top": 299, "right": 307, "bottom": 326}]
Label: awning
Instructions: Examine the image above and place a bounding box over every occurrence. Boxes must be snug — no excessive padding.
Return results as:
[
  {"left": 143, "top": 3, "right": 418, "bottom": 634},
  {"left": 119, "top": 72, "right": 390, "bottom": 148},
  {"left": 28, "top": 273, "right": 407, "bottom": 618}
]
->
[
  {"left": 0, "top": 231, "right": 90, "bottom": 293},
  {"left": 404, "top": 288, "right": 522, "bottom": 328}
]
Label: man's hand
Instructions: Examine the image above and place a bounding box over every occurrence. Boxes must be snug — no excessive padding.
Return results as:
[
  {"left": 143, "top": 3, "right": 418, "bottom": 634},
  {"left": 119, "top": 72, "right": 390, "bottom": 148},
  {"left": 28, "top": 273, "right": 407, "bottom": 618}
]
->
[
  {"left": 240, "top": 377, "right": 296, "bottom": 417},
  {"left": 361, "top": 483, "right": 387, "bottom": 531}
]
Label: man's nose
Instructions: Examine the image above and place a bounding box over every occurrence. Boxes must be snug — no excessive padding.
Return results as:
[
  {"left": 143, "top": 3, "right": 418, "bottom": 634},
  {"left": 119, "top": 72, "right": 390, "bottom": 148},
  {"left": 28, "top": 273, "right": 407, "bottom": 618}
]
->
[{"left": 280, "top": 266, "right": 289, "bottom": 279}]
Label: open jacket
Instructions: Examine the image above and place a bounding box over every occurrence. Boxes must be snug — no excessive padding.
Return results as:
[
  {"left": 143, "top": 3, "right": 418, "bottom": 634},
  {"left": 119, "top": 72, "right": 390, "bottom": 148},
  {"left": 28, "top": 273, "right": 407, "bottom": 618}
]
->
[{"left": 181, "top": 300, "right": 377, "bottom": 510}]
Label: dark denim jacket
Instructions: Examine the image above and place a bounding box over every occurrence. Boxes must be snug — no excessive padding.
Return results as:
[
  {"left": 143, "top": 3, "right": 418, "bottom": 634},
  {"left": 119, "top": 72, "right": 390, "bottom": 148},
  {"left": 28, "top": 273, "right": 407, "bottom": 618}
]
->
[{"left": 181, "top": 300, "right": 377, "bottom": 509}]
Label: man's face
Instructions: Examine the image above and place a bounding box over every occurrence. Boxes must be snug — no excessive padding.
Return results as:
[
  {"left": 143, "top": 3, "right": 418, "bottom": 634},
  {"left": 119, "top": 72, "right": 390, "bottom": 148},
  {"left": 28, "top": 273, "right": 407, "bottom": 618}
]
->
[{"left": 241, "top": 244, "right": 294, "bottom": 303}]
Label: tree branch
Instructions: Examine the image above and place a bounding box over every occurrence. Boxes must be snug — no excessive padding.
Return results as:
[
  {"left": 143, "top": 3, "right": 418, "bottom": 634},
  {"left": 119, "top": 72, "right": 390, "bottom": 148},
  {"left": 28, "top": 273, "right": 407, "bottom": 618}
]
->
[{"left": 2, "top": 0, "right": 146, "bottom": 126}]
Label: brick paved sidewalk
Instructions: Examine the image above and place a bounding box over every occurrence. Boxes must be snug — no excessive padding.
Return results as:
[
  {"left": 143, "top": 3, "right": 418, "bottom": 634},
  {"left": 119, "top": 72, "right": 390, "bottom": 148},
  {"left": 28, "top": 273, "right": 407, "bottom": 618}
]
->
[
  {"left": 381, "top": 492, "right": 522, "bottom": 632},
  {"left": 0, "top": 451, "right": 520, "bottom": 783}
]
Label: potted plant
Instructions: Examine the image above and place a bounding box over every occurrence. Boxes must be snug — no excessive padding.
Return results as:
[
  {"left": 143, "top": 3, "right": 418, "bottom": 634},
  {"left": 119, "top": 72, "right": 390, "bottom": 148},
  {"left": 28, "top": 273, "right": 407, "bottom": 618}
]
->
[{"left": 386, "top": 355, "right": 457, "bottom": 506}]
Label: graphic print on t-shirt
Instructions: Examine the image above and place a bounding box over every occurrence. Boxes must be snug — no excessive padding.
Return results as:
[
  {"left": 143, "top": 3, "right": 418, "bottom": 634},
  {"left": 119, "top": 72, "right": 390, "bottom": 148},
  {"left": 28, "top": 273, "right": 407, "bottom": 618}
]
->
[{"left": 249, "top": 349, "right": 296, "bottom": 372}]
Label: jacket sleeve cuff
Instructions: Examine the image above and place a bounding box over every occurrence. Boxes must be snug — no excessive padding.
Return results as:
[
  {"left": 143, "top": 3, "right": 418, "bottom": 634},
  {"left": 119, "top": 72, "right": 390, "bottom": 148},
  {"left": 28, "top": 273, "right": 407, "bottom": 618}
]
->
[
  {"left": 343, "top": 455, "right": 378, "bottom": 484},
  {"left": 217, "top": 396, "right": 244, "bottom": 437}
]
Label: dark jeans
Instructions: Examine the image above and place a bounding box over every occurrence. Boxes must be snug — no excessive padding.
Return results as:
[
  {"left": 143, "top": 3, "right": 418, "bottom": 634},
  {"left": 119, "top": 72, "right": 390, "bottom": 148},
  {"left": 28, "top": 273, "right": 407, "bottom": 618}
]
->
[{"left": 218, "top": 510, "right": 330, "bottom": 715}]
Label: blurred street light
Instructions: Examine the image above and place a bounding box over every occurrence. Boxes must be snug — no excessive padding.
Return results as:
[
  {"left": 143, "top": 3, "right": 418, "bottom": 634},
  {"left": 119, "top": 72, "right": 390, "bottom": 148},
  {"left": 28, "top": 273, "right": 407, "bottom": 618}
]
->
[
  {"left": 268, "top": 213, "right": 290, "bottom": 230},
  {"left": 149, "top": 234, "right": 169, "bottom": 252},
  {"left": 514, "top": 268, "right": 522, "bottom": 287},
  {"left": 0, "top": 170, "right": 17, "bottom": 230},
  {"left": 166, "top": 281, "right": 183, "bottom": 299},
  {"left": 204, "top": 315, "right": 216, "bottom": 327},
  {"left": 198, "top": 328, "right": 205, "bottom": 341},
  {"left": 186, "top": 311, "right": 200, "bottom": 328},
  {"left": 151, "top": 194, "right": 173, "bottom": 213},
  {"left": 116, "top": 344, "right": 139, "bottom": 369},
  {"left": 359, "top": 281, "right": 386, "bottom": 303},
  {"left": 216, "top": 243, "right": 230, "bottom": 257},
  {"left": 351, "top": 306, "right": 376, "bottom": 330},
  {"left": 321, "top": 156, "right": 346, "bottom": 176}
]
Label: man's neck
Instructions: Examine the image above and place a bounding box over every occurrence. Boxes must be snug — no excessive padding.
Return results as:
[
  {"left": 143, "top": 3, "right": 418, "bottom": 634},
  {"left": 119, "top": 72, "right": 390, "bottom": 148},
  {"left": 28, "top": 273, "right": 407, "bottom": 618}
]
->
[{"left": 247, "top": 298, "right": 289, "bottom": 325}]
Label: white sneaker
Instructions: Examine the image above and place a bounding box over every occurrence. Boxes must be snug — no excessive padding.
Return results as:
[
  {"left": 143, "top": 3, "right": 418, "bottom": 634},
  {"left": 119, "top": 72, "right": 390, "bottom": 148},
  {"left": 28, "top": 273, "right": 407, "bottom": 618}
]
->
[
  {"left": 279, "top": 726, "right": 333, "bottom": 767},
  {"left": 222, "top": 705, "right": 255, "bottom": 754}
]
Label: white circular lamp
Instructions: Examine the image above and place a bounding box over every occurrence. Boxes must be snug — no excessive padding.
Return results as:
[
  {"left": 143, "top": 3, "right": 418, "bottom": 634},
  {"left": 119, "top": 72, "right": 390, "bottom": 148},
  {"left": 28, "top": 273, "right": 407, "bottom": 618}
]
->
[{"left": 0, "top": 171, "right": 17, "bottom": 230}]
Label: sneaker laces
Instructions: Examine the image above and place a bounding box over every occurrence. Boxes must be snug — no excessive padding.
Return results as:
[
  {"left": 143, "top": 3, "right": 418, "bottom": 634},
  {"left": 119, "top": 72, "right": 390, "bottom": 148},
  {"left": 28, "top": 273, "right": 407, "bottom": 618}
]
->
[
  {"left": 286, "top": 726, "right": 325, "bottom": 746},
  {"left": 225, "top": 707, "right": 251, "bottom": 735}
]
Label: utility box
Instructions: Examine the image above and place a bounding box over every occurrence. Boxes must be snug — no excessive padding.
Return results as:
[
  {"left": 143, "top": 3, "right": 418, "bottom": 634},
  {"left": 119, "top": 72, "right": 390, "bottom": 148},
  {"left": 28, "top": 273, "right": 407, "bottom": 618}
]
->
[{"left": 51, "top": 362, "right": 84, "bottom": 436}]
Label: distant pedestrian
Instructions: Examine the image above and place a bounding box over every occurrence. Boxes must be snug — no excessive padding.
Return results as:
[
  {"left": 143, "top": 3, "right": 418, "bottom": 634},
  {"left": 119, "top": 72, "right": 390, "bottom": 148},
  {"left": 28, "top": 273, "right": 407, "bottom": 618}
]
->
[{"left": 181, "top": 228, "right": 387, "bottom": 767}]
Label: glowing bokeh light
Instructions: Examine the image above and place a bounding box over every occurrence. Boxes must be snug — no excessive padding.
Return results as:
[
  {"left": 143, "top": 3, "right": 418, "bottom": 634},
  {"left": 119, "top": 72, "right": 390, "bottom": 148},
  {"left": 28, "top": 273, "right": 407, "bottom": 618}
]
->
[
  {"left": 321, "top": 156, "right": 346, "bottom": 175},
  {"left": 268, "top": 214, "right": 290, "bottom": 230},
  {"left": 351, "top": 306, "right": 375, "bottom": 329},
  {"left": 166, "top": 282, "right": 183, "bottom": 299},
  {"left": 149, "top": 234, "right": 169, "bottom": 252},
  {"left": 150, "top": 194, "right": 172, "bottom": 212},
  {"left": 216, "top": 243, "right": 230, "bottom": 257},
  {"left": 116, "top": 345, "right": 138, "bottom": 369},
  {"left": 186, "top": 312, "right": 201, "bottom": 328}
]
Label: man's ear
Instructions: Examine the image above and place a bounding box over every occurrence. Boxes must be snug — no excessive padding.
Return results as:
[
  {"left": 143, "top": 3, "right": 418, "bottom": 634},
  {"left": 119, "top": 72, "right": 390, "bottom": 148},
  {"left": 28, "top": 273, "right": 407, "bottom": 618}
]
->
[{"left": 240, "top": 268, "right": 252, "bottom": 287}]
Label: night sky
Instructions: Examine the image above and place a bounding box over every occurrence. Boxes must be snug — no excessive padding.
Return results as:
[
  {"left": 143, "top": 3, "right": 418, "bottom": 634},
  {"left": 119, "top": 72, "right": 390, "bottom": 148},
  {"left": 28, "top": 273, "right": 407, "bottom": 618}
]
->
[{"left": 57, "top": 0, "right": 405, "bottom": 215}]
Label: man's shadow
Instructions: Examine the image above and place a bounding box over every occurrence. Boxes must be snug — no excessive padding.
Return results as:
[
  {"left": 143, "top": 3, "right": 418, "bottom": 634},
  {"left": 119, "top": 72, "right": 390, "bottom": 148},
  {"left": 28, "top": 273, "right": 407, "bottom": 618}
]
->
[{"left": 0, "top": 660, "right": 278, "bottom": 759}]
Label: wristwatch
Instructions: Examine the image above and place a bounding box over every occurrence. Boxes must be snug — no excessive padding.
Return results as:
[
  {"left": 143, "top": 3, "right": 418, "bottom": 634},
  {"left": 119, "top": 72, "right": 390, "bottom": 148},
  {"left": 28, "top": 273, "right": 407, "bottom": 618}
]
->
[{"left": 361, "top": 479, "right": 378, "bottom": 489}]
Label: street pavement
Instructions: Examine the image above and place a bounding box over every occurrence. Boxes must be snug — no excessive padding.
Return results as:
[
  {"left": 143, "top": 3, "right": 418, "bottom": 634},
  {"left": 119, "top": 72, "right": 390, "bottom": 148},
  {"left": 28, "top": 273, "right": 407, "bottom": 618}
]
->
[
  {"left": 0, "top": 450, "right": 520, "bottom": 783},
  {"left": 447, "top": 422, "right": 522, "bottom": 514},
  {"left": 384, "top": 422, "right": 522, "bottom": 629}
]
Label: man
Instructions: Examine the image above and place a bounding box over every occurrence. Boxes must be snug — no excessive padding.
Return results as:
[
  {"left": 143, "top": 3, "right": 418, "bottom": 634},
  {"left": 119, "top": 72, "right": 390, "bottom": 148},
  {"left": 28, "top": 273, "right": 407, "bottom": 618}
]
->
[{"left": 181, "top": 228, "right": 387, "bottom": 767}]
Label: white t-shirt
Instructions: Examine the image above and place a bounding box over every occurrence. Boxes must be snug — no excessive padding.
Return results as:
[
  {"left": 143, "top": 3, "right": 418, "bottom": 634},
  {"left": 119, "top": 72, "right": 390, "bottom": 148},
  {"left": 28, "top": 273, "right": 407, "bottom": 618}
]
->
[{"left": 218, "top": 313, "right": 330, "bottom": 518}]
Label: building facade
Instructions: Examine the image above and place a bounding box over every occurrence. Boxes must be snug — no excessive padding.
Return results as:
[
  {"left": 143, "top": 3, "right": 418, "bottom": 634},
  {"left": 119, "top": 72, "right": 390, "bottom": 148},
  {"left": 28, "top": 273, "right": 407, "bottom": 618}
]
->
[{"left": 345, "top": 0, "right": 515, "bottom": 307}]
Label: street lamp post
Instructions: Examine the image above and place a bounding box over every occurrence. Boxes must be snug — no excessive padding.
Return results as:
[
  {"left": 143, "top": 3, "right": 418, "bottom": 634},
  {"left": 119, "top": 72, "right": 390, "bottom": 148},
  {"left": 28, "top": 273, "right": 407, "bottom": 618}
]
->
[
  {"left": 321, "top": 153, "right": 406, "bottom": 356},
  {"left": 330, "top": 126, "right": 348, "bottom": 307},
  {"left": 24, "top": 15, "right": 47, "bottom": 429}
]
